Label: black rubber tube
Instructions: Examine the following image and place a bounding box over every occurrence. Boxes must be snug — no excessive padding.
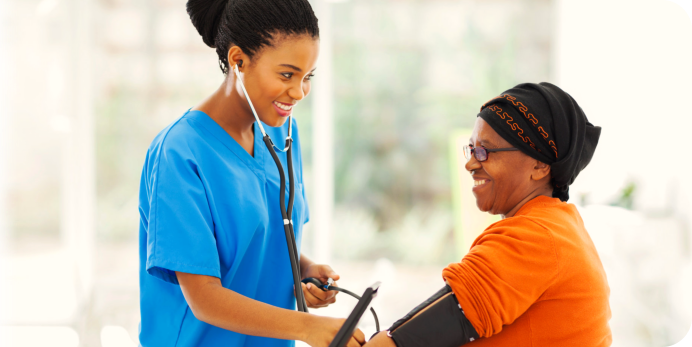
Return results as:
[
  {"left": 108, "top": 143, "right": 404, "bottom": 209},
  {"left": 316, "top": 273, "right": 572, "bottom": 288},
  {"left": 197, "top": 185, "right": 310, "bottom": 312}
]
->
[
  {"left": 286, "top": 138, "right": 295, "bottom": 217},
  {"left": 263, "top": 135, "right": 307, "bottom": 313},
  {"left": 285, "top": 138, "right": 306, "bottom": 311}
]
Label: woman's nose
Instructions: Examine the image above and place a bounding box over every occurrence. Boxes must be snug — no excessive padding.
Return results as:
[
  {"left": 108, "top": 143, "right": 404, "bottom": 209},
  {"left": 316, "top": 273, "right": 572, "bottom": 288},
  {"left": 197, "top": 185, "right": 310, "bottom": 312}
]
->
[
  {"left": 288, "top": 82, "right": 307, "bottom": 101},
  {"left": 465, "top": 155, "right": 481, "bottom": 172}
]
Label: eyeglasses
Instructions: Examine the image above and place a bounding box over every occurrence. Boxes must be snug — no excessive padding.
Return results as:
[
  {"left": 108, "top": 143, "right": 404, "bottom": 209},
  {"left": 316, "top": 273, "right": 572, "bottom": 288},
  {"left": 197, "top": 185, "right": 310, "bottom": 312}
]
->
[{"left": 463, "top": 145, "right": 519, "bottom": 162}]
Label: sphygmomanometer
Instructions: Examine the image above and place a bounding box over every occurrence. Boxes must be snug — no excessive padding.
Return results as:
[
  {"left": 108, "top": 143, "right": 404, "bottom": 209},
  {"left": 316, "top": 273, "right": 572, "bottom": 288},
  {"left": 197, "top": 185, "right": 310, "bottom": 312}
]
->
[{"left": 379, "top": 284, "right": 479, "bottom": 347}]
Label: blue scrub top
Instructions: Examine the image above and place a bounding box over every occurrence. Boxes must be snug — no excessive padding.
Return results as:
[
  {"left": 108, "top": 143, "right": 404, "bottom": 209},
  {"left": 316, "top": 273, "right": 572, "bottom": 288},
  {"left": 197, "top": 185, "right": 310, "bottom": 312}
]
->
[{"left": 138, "top": 110, "right": 309, "bottom": 346}]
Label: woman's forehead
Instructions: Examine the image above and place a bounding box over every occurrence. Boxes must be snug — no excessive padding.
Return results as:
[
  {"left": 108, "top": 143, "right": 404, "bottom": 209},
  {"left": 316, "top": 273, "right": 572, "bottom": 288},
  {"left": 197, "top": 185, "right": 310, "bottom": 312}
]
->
[
  {"left": 258, "top": 35, "right": 319, "bottom": 70},
  {"left": 470, "top": 118, "right": 511, "bottom": 147}
]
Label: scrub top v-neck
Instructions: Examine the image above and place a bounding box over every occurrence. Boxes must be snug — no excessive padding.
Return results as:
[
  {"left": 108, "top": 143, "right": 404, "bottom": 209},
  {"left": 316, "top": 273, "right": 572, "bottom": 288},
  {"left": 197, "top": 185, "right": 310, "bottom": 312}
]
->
[{"left": 138, "top": 109, "right": 309, "bottom": 347}]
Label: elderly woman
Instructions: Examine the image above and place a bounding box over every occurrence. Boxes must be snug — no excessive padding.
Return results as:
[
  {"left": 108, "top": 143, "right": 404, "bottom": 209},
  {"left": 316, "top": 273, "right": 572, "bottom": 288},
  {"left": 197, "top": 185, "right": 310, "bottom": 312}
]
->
[{"left": 366, "top": 82, "right": 611, "bottom": 347}]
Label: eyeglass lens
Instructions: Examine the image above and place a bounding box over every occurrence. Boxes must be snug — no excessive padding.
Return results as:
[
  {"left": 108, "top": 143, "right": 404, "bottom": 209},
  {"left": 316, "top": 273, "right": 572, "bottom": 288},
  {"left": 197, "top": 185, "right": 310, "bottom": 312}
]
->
[
  {"left": 475, "top": 147, "right": 487, "bottom": 161},
  {"left": 464, "top": 145, "right": 488, "bottom": 162}
]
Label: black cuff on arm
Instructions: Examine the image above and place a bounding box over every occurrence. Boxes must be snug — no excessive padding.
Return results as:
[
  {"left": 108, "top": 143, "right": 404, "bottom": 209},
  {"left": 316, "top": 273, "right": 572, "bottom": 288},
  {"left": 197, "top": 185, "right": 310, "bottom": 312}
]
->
[{"left": 387, "top": 285, "right": 479, "bottom": 347}]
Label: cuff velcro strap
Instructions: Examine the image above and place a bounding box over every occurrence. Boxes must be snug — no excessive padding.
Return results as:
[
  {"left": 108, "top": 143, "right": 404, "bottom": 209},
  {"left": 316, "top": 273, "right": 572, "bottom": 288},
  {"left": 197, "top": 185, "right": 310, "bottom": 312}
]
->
[{"left": 388, "top": 285, "right": 479, "bottom": 347}]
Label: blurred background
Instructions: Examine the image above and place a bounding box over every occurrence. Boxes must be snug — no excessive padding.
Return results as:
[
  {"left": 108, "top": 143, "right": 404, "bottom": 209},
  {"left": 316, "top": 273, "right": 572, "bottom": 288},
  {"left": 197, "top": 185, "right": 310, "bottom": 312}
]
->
[{"left": 1, "top": 0, "right": 692, "bottom": 346}]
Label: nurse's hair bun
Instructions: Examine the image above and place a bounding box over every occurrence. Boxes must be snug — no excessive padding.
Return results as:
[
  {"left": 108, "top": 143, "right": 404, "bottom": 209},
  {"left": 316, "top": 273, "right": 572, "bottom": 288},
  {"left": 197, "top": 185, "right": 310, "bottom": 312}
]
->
[
  {"left": 186, "top": 0, "right": 320, "bottom": 75},
  {"left": 186, "top": 0, "right": 229, "bottom": 49}
]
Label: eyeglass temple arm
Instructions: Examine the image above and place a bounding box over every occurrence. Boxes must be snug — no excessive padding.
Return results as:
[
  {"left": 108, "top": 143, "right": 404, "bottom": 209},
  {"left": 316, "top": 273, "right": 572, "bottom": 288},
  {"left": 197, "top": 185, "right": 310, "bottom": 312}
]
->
[{"left": 484, "top": 147, "right": 520, "bottom": 152}]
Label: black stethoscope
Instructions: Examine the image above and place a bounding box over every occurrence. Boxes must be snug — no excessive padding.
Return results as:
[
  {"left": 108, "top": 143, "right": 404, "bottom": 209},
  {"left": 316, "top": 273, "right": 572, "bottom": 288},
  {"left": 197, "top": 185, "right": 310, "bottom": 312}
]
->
[{"left": 233, "top": 62, "right": 379, "bottom": 331}]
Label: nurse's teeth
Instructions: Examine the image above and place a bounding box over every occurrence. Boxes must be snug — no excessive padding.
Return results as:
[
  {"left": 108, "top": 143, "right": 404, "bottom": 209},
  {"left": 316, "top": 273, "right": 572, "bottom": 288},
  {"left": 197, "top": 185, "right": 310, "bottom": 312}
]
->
[
  {"left": 274, "top": 101, "right": 293, "bottom": 111},
  {"left": 474, "top": 180, "right": 487, "bottom": 187}
]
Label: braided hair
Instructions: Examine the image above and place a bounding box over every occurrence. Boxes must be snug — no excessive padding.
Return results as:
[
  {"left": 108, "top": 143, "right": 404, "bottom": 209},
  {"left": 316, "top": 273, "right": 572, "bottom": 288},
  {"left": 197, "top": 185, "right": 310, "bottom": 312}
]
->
[{"left": 186, "top": 0, "right": 320, "bottom": 74}]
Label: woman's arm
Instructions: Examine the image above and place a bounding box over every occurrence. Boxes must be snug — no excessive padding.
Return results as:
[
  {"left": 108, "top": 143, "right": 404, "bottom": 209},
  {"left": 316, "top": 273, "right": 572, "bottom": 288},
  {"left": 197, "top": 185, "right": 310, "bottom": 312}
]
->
[{"left": 176, "top": 271, "right": 365, "bottom": 347}]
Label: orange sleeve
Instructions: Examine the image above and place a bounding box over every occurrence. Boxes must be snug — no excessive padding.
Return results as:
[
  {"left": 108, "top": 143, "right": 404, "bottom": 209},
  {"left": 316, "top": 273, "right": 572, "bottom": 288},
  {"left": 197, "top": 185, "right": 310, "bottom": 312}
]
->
[{"left": 442, "top": 216, "right": 559, "bottom": 338}]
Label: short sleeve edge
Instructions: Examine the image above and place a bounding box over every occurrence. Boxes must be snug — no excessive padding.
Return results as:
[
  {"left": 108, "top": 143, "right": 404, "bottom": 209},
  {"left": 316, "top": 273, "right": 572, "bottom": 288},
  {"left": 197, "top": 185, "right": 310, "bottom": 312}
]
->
[{"left": 146, "top": 258, "right": 221, "bottom": 285}]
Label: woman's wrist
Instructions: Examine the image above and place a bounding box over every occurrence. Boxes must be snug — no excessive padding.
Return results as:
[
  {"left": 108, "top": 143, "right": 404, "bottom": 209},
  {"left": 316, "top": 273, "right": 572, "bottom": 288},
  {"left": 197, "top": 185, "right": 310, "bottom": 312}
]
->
[{"left": 297, "top": 313, "right": 319, "bottom": 342}]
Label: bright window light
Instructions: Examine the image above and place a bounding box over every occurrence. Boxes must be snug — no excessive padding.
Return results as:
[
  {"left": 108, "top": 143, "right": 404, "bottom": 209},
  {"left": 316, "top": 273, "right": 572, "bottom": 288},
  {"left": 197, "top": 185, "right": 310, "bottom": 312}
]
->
[
  {"left": 0, "top": 326, "right": 79, "bottom": 347},
  {"left": 101, "top": 325, "right": 136, "bottom": 347}
]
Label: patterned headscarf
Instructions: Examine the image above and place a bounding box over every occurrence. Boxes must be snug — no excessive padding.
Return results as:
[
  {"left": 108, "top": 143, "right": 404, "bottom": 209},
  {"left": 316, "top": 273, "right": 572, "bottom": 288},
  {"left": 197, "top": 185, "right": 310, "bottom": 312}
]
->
[{"left": 478, "top": 82, "right": 601, "bottom": 201}]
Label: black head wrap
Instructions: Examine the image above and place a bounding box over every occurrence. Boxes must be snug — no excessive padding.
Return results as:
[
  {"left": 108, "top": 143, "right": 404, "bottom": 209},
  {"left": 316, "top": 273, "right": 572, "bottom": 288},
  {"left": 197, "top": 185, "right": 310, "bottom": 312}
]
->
[{"left": 477, "top": 82, "right": 601, "bottom": 202}]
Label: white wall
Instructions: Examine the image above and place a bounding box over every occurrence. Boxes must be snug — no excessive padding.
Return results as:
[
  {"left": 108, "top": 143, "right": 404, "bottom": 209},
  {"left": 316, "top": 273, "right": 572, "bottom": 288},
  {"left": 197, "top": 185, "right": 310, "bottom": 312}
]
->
[
  {"left": 556, "top": 1, "right": 692, "bottom": 344},
  {"left": 555, "top": 0, "right": 692, "bottom": 219}
]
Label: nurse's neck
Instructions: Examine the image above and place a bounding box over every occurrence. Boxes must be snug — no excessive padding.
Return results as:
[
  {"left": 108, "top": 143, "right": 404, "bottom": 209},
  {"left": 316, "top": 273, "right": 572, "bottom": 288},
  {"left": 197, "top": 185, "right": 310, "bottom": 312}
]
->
[{"left": 194, "top": 78, "right": 257, "bottom": 157}]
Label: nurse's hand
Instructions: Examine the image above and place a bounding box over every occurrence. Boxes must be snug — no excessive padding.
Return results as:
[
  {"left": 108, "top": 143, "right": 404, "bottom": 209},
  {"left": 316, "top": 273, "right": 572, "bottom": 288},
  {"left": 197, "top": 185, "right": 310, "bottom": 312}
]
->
[
  {"left": 301, "top": 264, "right": 340, "bottom": 308},
  {"left": 362, "top": 331, "right": 396, "bottom": 347},
  {"left": 303, "top": 316, "right": 365, "bottom": 347}
]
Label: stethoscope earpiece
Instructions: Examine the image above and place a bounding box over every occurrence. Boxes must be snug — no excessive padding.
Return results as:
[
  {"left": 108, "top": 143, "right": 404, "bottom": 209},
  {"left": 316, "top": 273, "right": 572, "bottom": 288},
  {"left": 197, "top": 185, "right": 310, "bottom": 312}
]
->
[{"left": 237, "top": 59, "right": 243, "bottom": 68}]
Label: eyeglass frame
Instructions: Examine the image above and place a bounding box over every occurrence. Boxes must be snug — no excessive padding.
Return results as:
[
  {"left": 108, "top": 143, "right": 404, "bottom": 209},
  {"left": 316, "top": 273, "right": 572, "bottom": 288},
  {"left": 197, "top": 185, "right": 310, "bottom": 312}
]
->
[{"left": 463, "top": 145, "right": 519, "bottom": 162}]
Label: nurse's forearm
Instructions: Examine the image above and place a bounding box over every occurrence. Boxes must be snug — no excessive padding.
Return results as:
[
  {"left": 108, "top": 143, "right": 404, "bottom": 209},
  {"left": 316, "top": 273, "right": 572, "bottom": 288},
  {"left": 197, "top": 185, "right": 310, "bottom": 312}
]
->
[{"left": 176, "top": 271, "right": 315, "bottom": 341}]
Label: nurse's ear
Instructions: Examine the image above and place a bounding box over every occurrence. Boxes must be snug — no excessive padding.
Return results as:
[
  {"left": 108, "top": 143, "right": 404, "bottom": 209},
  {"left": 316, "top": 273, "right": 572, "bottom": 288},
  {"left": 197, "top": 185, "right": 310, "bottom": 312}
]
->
[{"left": 227, "top": 45, "right": 246, "bottom": 72}]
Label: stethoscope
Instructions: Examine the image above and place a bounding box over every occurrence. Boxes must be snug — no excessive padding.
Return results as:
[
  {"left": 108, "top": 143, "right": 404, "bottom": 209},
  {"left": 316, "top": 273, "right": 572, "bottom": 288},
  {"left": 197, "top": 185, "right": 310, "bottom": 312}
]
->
[{"left": 233, "top": 62, "right": 379, "bottom": 331}]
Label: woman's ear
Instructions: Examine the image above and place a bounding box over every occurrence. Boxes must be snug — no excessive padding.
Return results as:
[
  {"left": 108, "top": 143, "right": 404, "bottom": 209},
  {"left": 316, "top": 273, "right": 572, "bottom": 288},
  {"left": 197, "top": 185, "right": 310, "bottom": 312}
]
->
[
  {"left": 227, "top": 46, "right": 246, "bottom": 70},
  {"left": 531, "top": 160, "right": 551, "bottom": 181}
]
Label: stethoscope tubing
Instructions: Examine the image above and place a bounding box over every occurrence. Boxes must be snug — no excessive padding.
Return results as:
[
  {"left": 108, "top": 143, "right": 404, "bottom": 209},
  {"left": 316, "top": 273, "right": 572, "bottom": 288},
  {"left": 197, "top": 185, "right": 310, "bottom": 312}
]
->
[
  {"left": 284, "top": 138, "right": 307, "bottom": 311},
  {"left": 234, "top": 63, "right": 307, "bottom": 312},
  {"left": 262, "top": 135, "right": 308, "bottom": 312}
]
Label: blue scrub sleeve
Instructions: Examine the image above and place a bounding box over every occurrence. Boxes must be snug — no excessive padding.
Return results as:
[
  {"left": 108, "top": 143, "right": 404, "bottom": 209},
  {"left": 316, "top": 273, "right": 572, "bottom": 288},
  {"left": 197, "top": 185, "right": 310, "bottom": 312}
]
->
[{"left": 145, "top": 143, "right": 220, "bottom": 285}]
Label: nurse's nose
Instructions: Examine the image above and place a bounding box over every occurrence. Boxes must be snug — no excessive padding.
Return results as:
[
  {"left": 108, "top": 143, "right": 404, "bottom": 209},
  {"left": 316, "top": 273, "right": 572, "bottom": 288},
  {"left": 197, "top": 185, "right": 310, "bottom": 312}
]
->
[{"left": 288, "top": 81, "right": 307, "bottom": 101}]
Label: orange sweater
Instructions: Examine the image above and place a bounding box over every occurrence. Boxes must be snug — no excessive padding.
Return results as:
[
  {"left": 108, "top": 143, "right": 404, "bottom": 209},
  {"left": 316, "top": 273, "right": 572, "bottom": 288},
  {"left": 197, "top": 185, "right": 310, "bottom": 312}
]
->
[{"left": 442, "top": 196, "right": 611, "bottom": 347}]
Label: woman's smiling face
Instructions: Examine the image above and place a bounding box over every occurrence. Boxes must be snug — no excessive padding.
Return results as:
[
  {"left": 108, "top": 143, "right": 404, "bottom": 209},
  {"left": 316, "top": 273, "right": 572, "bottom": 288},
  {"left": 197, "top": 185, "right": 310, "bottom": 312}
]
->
[
  {"left": 465, "top": 118, "right": 552, "bottom": 216},
  {"left": 234, "top": 34, "right": 319, "bottom": 127}
]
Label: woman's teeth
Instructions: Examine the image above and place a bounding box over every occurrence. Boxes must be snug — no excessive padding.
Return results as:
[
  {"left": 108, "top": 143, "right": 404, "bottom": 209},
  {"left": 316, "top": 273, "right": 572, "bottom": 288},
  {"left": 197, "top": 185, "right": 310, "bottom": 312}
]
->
[
  {"left": 474, "top": 180, "right": 487, "bottom": 187},
  {"left": 274, "top": 101, "right": 293, "bottom": 111}
]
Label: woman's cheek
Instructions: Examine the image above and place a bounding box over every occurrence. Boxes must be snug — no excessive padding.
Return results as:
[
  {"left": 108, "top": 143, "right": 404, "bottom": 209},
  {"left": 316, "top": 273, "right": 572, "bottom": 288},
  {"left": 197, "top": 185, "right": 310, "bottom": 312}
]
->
[{"left": 266, "top": 80, "right": 286, "bottom": 99}]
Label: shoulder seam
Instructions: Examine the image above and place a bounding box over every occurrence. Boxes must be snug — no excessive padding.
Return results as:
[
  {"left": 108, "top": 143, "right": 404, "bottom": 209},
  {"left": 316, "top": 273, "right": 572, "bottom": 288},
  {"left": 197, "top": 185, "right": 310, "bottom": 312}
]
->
[{"left": 149, "top": 114, "right": 190, "bottom": 264}]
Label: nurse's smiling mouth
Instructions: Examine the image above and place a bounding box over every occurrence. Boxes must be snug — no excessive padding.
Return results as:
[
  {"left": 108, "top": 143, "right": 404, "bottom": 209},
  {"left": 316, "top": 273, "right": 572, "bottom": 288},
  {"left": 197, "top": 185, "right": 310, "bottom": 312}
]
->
[{"left": 273, "top": 101, "right": 294, "bottom": 117}]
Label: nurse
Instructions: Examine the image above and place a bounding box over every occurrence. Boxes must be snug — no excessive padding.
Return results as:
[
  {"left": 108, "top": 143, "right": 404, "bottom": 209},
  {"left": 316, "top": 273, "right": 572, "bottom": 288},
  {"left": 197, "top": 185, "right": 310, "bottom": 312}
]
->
[{"left": 138, "top": 0, "right": 365, "bottom": 346}]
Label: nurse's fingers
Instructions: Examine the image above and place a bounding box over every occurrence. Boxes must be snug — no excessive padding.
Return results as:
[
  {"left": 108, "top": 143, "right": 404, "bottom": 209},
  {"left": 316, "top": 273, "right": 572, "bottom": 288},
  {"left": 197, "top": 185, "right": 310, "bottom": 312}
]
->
[
  {"left": 347, "top": 328, "right": 366, "bottom": 347},
  {"left": 353, "top": 328, "right": 365, "bottom": 344},
  {"left": 316, "top": 265, "right": 340, "bottom": 282},
  {"left": 307, "top": 281, "right": 338, "bottom": 302},
  {"left": 347, "top": 337, "right": 363, "bottom": 347},
  {"left": 301, "top": 282, "right": 334, "bottom": 308}
]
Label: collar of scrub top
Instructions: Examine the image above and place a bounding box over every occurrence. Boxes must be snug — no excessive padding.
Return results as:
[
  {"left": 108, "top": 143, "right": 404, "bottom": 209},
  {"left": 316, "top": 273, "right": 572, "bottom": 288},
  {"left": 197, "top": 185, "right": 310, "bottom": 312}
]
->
[{"left": 233, "top": 63, "right": 292, "bottom": 152}]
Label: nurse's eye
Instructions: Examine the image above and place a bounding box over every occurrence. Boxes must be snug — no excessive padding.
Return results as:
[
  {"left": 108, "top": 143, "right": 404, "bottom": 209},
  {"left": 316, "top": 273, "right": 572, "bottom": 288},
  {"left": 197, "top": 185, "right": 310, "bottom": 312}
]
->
[
  {"left": 305, "top": 73, "right": 315, "bottom": 81},
  {"left": 281, "top": 72, "right": 293, "bottom": 79}
]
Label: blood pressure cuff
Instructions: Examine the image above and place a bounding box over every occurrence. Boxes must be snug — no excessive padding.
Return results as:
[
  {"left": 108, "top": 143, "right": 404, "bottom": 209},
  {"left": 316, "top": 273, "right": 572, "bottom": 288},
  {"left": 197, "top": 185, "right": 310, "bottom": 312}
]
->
[{"left": 387, "top": 285, "right": 479, "bottom": 347}]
